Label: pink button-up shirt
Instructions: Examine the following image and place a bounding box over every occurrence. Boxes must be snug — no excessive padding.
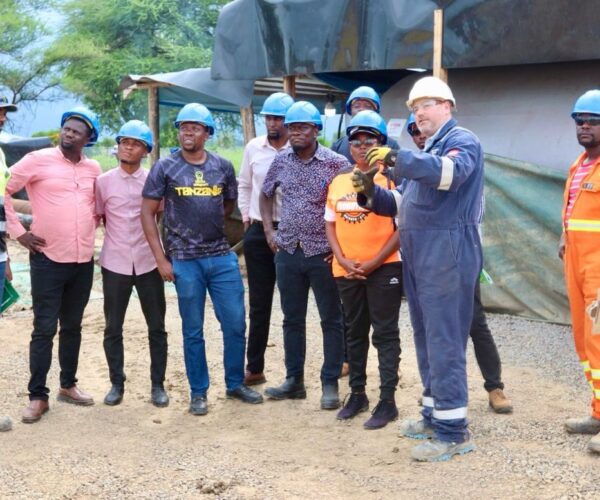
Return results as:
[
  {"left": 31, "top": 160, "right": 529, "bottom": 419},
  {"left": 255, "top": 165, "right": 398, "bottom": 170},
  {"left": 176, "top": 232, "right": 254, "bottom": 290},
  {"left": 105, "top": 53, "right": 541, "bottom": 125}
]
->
[
  {"left": 4, "top": 147, "right": 101, "bottom": 263},
  {"left": 95, "top": 166, "right": 159, "bottom": 276}
]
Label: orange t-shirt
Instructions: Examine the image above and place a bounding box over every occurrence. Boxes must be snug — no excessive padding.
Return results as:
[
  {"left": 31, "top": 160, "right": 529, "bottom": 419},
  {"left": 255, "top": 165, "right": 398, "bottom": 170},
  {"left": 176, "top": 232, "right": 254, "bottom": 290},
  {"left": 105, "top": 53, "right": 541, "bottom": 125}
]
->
[{"left": 325, "top": 167, "right": 400, "bottom": 277}]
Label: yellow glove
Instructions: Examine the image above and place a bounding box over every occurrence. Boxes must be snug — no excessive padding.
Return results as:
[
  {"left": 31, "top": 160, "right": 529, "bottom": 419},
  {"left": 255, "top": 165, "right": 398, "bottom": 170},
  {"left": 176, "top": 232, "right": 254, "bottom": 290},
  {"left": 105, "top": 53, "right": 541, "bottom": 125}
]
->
[
  {"left": 351, "top": 166, "right": 379, "bottom": 208},
  {"left": 365, "top": 147, "right": 398, "bottom": 168}
]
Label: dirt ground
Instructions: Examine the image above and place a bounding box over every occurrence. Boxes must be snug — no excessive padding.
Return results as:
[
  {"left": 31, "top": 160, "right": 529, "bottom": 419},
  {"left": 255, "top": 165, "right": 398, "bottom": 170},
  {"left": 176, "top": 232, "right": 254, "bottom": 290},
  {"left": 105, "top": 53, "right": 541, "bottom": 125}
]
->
[{"left": 1, "top": 239, "right": 600, "bottom": 499}]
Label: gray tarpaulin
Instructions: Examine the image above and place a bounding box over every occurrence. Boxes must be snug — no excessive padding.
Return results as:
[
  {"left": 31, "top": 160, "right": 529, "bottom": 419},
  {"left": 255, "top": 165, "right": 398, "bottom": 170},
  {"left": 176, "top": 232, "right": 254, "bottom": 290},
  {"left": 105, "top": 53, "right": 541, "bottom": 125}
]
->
[
  {"left": 211, "top": 0, "right": 600, "bottom": 81},
  {"left": 481, "top": 154, "right": 569, "bottom": 324}
]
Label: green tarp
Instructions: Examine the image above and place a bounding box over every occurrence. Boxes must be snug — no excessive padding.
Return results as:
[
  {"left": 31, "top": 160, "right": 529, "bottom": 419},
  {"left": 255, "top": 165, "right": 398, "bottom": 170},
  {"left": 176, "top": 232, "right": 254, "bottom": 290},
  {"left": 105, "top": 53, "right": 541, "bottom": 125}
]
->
[{"left": 481, "top": 153, "right": 569, "bottom": 324}]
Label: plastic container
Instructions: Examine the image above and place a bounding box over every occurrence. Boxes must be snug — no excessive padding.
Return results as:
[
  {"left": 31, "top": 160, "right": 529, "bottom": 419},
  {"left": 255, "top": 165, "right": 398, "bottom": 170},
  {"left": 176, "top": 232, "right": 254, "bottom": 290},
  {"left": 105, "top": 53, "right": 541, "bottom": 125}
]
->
[{"left": 1, "top": 280, "right": 19, "bottom": 313}]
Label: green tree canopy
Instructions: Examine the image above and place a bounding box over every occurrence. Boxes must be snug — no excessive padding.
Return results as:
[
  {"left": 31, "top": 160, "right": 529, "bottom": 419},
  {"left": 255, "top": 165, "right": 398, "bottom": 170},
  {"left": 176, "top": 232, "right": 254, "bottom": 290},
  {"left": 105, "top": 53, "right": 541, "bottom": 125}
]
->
[
  {"left": 49, "top": 0, "right": 229, "bottom": 131},
  {"left": 0, "top": 1, "right": 62, "bottom": 105}
]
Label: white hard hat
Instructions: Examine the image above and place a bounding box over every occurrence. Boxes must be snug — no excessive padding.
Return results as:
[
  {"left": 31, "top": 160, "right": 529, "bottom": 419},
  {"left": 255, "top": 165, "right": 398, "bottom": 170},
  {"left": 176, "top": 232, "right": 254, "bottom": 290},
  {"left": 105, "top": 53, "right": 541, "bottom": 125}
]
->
[{"left": 406, "top": 76, "right": 456, "bottom": 110}]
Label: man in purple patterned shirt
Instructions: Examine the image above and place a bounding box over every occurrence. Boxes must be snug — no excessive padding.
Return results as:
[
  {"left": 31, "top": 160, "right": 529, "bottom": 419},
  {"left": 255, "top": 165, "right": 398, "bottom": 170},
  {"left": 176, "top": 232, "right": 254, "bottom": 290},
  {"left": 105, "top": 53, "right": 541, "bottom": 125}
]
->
[{"left": 259, "top": 101, "right": 350, "bottom": 410}]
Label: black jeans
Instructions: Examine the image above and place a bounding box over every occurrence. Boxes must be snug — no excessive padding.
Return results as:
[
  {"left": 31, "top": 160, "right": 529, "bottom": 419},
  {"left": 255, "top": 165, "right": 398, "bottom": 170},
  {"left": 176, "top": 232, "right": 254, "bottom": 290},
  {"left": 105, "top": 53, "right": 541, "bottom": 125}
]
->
[
  {"left": 102, "top": 267, "right": 167, "bottom": 387},
  {"left": 243, "top": 222, "right": 277, "bottom": 374},
  {"left": 28, "top": 253, "right": 94, "bottom": 401},
  {"left": 336, "top": 262, "right": 403, "bottom": 400},
  {"left": 275, "top": 247, "right": 344, "bottom": 384},
  {"left": 470, "top": 282, "right": 503, "bottom": 391}
]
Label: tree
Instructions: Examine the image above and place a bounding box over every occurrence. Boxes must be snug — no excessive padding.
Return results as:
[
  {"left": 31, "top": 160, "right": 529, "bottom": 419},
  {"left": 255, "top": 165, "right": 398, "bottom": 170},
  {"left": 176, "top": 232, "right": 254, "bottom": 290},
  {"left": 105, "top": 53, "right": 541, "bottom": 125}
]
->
[
  {"left": 49, "top": 0, "right": 229, "bottom": 132},
  {"left": 0, "top": 1, "right": 62, "bottom": 106}
]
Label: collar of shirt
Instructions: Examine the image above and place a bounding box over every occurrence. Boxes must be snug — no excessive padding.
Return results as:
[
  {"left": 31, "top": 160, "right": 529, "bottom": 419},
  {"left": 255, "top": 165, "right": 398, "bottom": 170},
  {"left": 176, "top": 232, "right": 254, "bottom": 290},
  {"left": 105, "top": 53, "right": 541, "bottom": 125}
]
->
[
  {"left": 55, "top": 146, "right": 90, "bottom": 165},
  {"left": 424, "top": 118, "right": 456, "bottom": 152},
  {"left": 260, "top": 134, "right": 290, "bottom": 151},
  {"left": 283, "top": 142, "right": 328, "bottom": 163},
  {"left": 118, "top": 166, "right": 145, "bottom": 179}
]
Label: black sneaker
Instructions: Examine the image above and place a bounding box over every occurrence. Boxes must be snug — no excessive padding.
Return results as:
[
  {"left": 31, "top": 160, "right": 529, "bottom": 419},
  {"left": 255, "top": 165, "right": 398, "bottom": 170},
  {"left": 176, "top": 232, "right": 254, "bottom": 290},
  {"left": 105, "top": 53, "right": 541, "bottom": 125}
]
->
[
  {"left": 363, "top": 399, "right": 398, "bottom": 429},
  {"left": 336, "top": 393, "right": 369, "bottom": 420}
]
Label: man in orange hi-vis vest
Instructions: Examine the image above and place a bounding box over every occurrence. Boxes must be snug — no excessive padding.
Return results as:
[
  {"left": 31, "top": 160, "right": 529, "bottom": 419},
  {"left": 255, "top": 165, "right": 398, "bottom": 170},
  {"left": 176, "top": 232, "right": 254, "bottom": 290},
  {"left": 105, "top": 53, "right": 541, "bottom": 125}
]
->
[{"left": 561, "top": 89, "right": 600, "bottom": 454}]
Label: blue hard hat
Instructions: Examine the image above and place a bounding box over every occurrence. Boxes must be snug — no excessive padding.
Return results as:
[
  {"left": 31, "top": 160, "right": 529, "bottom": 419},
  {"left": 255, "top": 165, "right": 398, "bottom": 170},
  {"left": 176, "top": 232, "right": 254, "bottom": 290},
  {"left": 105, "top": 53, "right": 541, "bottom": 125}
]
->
[
  {"left": 284, "top": 101, "right": 322, "bottom": 130},
  {"left": 345, "top": 86, "right": 381, "bottom": 114},
  {"left": 346, "top": 110, "right": 388, "bottom": 144},
  {"left": 174, "top": 103, "right": 215, "bottom": 136},
  {"left": 261, "top": 92, "right": 294, "bottom": 117},
  {"left": 116, "top": 120, "right": 154, "bottom": 152},
  {"left": 571, "top": 90, "right": 600, "bottom": 117},
  {"left": 61, "top": 106, "right": 100, "bottom": 146}
]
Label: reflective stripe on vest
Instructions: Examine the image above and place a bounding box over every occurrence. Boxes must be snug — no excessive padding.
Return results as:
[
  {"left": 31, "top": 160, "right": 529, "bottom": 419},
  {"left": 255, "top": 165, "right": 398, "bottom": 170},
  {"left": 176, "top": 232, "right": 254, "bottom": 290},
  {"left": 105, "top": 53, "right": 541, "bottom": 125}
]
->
[{"left": 567, "top": 219, "right": 600, "bottom": 232}]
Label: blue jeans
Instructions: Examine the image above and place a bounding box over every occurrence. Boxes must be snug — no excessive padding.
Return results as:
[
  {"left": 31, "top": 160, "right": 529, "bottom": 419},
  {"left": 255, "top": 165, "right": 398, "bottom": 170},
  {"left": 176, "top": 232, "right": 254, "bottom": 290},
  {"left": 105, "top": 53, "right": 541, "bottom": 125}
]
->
[
  {"left": 172, "top": 252, "right": 246, "bottom": 397},
  {"left": 275, "top": 248, "right": 344, "bottom": 384}
]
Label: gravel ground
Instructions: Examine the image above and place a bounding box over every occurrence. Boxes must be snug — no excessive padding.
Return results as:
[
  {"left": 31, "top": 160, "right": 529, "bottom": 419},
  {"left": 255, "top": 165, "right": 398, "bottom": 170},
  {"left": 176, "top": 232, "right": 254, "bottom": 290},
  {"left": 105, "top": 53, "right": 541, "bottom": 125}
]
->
[{"left": 1, "top": 240, "right": 599, "bottom": 499}]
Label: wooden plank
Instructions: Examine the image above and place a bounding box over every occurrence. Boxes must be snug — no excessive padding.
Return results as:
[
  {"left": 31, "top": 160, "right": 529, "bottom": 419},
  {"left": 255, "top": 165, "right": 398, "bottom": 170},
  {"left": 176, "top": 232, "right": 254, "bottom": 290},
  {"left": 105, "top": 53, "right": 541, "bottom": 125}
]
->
[
  {"left": 240, "top": 106, "right": 256, "bottom": 144},
  {"left": 283, "top": 75, "right": 296, "bottom": 98},
  {"left": 433, "top": 9, "right": 448, "bottom": 83},
  {"left": 148, "top": 87, "right": 160, "bottom": 164}
]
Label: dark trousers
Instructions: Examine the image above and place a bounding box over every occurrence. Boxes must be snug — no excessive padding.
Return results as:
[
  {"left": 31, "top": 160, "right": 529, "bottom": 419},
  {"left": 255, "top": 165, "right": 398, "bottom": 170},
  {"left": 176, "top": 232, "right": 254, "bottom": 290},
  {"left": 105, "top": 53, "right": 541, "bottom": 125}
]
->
[
  {"left": 336, "top": 262, "right": 403, "bottom": 400},
  {"left": 102, "top": 267, "right": 167, "bottom": 387},
  {"left": 28, "top": 253, "right": 94, "bottom": 401},
  {"left": 275, "top": 247, "right": 344, "bottom": 384},
  {"left": 243, "top": 222, "right": 276, "bottom": 374},
  {"left": 470, "top": 282, "right": 503, "bottom": 391}
]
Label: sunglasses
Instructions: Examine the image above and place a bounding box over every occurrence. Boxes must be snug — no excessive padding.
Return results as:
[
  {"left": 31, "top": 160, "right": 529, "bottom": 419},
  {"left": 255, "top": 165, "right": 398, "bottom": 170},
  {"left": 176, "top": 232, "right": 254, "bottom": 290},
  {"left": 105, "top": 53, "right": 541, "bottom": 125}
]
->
[
  {"left": 349, "top": 137, "right": 378, "bottom": 147},
  {"left": 574, "top": 116, "right": 600, "bottom": 126}
]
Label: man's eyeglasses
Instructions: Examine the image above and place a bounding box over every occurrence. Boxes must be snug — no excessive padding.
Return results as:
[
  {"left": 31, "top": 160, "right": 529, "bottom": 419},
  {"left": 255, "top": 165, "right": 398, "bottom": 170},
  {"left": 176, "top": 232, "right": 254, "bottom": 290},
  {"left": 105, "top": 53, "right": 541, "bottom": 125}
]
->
[
  {"left": 349, "top": 138, "right": 378, "bottom": 147},
  {"left": 574, "top": 115, "right": 600, "bottom": 126},
  {"left": 410, "top": 99, "right": 442, "bottom": 114}
]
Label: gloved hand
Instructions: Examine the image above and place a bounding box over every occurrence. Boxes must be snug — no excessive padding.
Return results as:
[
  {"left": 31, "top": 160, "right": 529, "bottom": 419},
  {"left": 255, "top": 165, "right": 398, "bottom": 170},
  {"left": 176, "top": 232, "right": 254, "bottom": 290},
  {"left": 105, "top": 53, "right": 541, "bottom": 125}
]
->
[
  {"left": 365, "top": 147, "right": 398, "bottom": 168},
  {"left": 351, "top": 167, "right": 379, "bottom": 208}
]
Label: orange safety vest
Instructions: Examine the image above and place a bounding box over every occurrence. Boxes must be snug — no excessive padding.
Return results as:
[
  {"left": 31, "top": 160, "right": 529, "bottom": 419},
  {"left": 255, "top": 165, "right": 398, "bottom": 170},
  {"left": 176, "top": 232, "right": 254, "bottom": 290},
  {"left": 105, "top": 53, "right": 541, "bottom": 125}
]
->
[{"left": 563, "top": 152, "right": 600, "bottom": 231}]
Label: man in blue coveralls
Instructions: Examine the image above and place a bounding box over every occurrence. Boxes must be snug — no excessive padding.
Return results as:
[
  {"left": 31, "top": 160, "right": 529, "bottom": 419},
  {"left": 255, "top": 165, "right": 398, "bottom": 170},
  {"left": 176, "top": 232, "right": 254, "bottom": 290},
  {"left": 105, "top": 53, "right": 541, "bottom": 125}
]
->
[{"left": 352, "top": 76, "right": 484, "bottom": 462}]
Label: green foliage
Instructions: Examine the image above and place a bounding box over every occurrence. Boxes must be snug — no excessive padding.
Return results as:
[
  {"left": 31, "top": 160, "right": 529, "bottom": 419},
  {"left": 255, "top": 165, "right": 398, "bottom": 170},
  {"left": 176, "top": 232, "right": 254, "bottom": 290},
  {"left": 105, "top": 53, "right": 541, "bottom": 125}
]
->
[
  {"left": 0, "top": 1, "right": 61, "bottom": 105},
  {"left": 49, "top": 0, "right": 229, "bottom": 131},
  {"left": 32, "top": 128, "right": 60, "bottom": 145}
]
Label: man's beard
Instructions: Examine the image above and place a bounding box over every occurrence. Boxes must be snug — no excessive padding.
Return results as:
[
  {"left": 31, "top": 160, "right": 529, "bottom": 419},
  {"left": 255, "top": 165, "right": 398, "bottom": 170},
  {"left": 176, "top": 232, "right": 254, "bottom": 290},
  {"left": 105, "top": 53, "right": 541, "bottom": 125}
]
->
[{"left": 267, "top": 130, "right": 281, "bottom": 139}]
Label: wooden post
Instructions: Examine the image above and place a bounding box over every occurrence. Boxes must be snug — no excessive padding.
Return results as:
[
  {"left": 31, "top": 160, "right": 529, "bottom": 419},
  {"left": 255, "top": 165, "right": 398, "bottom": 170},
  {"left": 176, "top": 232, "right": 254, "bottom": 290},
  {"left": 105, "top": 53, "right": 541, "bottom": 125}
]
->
[
  {"left": 148, "top": 86, "right": 160, "bottom": 164},
  {"left": 433, "top": 9, "right": 448, "bottom": 83},
  {"left": 283, "top": 75, "right": 296, "bottom": 98},
  {"left": 240, "top": 106, "right": 256, "bottom": 145}
]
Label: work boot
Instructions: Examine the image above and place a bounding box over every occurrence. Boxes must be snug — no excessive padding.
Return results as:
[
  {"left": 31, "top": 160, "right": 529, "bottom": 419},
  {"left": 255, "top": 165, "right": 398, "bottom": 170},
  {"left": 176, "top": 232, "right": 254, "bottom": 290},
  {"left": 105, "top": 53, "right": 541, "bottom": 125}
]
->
[
  {"left": 103, "top": 385, "right": 124, "bottom": 406},
  {"left": 57, "top": 385, "right": 94, "bottom": 406},
  {"left": 488, "top": 388, "right": 513, "bottom": 414},
  {"left": 588, "top": 432, "right": 600, "bottom": 453},
  {"left": 244, "top": 371, "right": 266, "bottom": 386},
  {"left": 336, "top": 392, "right": 369, "bottom": 420},
  {"left": 226, "top": 385, "right": 264, "bottom": 404},
  {"left": 265, "top": 377, "right": 306, "bottom": 400},
  {"left": 399, "top": 418, "right": 435, "bottom": 440},
  {"left": 320, "top": 384, "right": 340, "bottom": 410},
  {"left": 364, "top": 399, "right": 398, "bottom": 430},
  {"left": 411, "top": 434, "right": 476, "bottom": 462},
  {"left": 151, "top": 384, "right": 169, "bottom": 408},
  {"left": 22, "top": 400, "right": 49, "bottom": 424},
  {"left": 189, "top": 396, "right": 208, "bottom": 416},
  {"left": 565, "top": 415, "right": 600, "bottom": 434}
]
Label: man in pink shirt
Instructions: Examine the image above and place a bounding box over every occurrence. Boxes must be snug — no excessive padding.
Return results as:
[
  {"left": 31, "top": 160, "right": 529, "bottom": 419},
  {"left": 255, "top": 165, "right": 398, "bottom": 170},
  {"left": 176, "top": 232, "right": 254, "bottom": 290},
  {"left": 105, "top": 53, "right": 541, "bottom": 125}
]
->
[
  {"left": 4, "top": 107, "right": 101, "bottom": 423},
  {"left": 95, "top": 120, "right": 168, "bottom": 407}
]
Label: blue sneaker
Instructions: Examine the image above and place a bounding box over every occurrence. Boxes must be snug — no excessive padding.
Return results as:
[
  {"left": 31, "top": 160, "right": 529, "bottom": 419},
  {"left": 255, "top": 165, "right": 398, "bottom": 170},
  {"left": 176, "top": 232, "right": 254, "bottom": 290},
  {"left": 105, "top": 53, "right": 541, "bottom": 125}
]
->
[{"left": 398, "top": 419, "right": 435, "bottom": 440}]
